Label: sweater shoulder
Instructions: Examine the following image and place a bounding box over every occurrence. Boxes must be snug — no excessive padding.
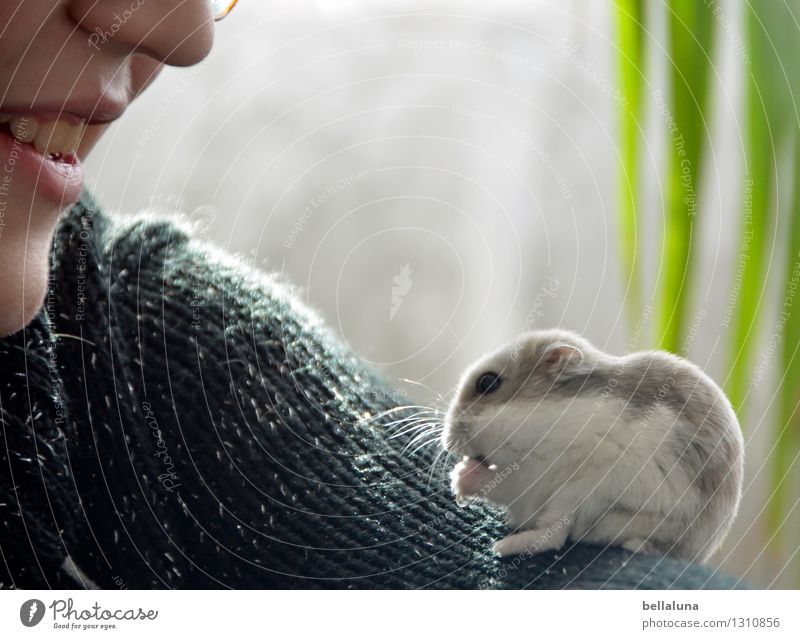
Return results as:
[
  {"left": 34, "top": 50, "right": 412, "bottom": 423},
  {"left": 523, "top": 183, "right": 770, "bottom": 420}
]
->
[
  {"left": 54, "top": 189, "right": 195, "bottom": 279},
  {"left": 60, "top": 188, "right": 232, "bottom": 255},
  {"left": 58, "top": 189, "right": 336, "bottom": 355}
]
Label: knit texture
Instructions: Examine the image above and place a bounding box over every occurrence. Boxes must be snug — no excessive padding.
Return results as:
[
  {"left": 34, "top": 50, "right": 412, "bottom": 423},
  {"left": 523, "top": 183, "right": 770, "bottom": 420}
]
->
[{"left": 0, "top": 190, "right": 744, "bottom": 589}]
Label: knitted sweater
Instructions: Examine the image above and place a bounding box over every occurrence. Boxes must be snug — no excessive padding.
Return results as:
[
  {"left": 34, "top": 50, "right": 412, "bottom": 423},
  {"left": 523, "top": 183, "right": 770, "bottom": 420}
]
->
[{"left": 0, "top": 190, "right": 742, "bottom": 589}]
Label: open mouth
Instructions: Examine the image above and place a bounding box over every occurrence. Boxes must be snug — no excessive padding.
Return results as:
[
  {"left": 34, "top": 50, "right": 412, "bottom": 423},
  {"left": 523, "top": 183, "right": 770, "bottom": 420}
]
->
[
  {"left": 0, "top": 113, "right": 85, "bottom": 162},
  {"left": 0, "top": 112, "right": 86, "bottom": 205}
]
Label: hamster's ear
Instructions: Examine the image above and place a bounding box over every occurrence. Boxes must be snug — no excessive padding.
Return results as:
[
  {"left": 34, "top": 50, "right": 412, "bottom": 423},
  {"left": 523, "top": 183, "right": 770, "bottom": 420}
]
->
[{"left": 540, "top": 342, "right": 583, "bottom": 373}]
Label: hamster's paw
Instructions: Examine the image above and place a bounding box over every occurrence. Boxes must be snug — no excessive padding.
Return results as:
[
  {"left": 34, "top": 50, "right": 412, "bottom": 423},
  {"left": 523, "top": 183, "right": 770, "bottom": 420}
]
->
[
  {"left": 621, "top": 537, "right": 661, "bottom": 556},
  {"left": 492, "top": 528, "right": 567, "bottom": 558},
  {"left": 450, "top": 458, "right": 495, "bottom": 499}
]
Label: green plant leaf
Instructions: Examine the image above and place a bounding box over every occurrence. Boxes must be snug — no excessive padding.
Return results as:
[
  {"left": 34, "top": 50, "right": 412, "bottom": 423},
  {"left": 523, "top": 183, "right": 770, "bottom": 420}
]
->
[
  {"left": 727, "top": 2, "right": 797, "bottom": 415},
  {"left": 614, "top": 0, "right": 646, "bottom": 329},
  {"left": 656, "top": 0, "right": 715, "bottom": 353},
  {"left": 769, "top": 131, "right": 800, "bottom": 562}
]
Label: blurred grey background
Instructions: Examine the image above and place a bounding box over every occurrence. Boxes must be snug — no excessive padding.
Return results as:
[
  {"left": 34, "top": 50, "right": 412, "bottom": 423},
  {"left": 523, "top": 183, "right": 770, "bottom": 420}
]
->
[{"left": 85, "top": 0, "right": 787, "bottom": 586}]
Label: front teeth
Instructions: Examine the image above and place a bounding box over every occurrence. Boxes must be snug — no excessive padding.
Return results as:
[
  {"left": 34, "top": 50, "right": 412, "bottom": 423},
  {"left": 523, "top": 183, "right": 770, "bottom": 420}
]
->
[
  {"left": 1, "top": 113, "right": 86, "bottom": 156},
  {"left": 9, "top": 116, "right": 37, "bottom": 143},
  {"left": 33, "top": 120, "right": 84, "bottom": 155}
]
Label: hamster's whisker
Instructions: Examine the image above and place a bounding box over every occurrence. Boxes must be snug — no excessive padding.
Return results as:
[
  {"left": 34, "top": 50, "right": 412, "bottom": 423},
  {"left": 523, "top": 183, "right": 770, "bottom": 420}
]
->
[
  {"left": 426, "top": 447, "right": 448, "bottom": 488},
  {"left": 394, "top": 423, "right": 443, "bottom": 443},
  {"left": 388, "top": 419, "right": 433, "bottom": 433},
  {"left": 373, "top": 411, "right": 441, "bottom": 429},
  {"left": 379, "top": 411, "right": 439, "bottom": 429},
  {"left": 360, "top": 405, "right": 439, "bottom": 424},
  {"left": 397, "top": 378, "right": 448, "bottom": 404},
  {"left": 389, "top": 425, "right": 432, "bottom": 440},
  {"left": 401, "top": 429, "right": 442, "bottom": 455},
  {"left": 408, "top": 436, "right": 442, "bottom": 457},
  {"left": 407, "top": 427, "right": 442, "bottom": 446},
  {"left": 434, "top": 449, "right": 456, "bottom": 479},
  {"left": 402, "top": 427, "right": 440, "bottom": 448},
  {"left": 389, "top": 420, "right": 443, "bottom": 439}
]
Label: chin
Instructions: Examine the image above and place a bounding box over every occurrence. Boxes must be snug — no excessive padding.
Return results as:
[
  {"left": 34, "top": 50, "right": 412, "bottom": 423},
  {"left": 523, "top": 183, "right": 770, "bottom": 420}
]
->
[
  {"left": 0, "top": 199, "right": 63, "bottom": 337},
  {"left": 0, "top": 263, "right": 50, "bottom": 337}
]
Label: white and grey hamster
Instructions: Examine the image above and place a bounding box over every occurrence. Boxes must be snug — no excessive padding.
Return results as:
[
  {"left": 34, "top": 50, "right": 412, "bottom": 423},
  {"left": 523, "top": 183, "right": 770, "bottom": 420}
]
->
[{"left": 442, "top": 328, "right": 744, "bottom": 562}]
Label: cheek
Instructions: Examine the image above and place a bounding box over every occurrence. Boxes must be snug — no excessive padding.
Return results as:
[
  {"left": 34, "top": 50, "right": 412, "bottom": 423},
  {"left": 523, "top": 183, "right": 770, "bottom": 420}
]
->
[
  {"left": 469, "top": 406, "right": 506, "bottom": 447},
  {"left": 490, "top": 404, "right": 539, "bottom": 448},
  {"left": 130, "top": 56, "right": 164, "bottom": 99}
]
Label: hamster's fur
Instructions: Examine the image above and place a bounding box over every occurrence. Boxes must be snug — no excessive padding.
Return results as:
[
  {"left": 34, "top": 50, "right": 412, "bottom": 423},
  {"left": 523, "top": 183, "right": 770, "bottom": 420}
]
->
[{"left": 442, "top": 328, "right": 744, "bottom": 562}]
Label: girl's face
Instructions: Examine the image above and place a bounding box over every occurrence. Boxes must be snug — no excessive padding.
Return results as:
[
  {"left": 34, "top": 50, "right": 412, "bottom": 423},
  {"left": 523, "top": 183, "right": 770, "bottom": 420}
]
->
[{"left": 0, "top": 1, "right": 216, "bottom": 336}]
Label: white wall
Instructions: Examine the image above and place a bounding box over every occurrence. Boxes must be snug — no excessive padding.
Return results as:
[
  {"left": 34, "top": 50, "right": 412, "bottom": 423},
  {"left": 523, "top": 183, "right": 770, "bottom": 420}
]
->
[{"left": 85, "top": 0, "right": 792, "bottom": 587}]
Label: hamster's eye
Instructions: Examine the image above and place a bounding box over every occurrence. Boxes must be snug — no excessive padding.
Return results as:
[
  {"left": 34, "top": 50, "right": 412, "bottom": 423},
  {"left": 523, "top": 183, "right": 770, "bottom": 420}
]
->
[{"left": 476, "top": 372, "right": 501, "bottom": 395}]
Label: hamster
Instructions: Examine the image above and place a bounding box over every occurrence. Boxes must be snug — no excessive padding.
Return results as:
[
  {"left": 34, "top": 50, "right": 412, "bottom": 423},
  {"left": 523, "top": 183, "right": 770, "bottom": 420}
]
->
[{"left": 441, "top": 328, "right": 744, "bottom": 562}]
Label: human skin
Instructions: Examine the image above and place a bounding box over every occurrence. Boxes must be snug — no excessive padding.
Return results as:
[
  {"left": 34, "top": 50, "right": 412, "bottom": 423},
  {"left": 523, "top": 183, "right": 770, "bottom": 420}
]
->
[{"left": 0, "top": 1, "right": 216, "bottom": 337}]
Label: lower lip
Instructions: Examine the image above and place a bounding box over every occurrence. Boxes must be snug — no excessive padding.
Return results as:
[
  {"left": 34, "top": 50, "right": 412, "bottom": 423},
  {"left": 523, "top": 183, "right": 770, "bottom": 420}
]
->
[{"left": 0, "top": 128, "right": 83, "bottom": 206}]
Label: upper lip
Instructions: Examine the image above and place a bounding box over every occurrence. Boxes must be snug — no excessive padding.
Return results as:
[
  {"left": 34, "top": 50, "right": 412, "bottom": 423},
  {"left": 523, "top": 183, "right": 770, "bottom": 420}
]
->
[{"left": 0, "top": 96, "right": 127, "bottom": 126}]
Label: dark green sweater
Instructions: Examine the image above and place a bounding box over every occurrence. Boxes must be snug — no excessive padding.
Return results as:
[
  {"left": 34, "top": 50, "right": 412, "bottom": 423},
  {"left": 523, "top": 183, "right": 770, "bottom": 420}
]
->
[{"left": 0, "top": 190, "right": 742, "bottom": 589}]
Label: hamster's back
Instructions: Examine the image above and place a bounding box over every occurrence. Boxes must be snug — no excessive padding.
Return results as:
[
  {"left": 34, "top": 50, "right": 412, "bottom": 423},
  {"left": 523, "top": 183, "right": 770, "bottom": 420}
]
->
[{"left": 620, "top": 351, "right": 744, "bottom": 561}]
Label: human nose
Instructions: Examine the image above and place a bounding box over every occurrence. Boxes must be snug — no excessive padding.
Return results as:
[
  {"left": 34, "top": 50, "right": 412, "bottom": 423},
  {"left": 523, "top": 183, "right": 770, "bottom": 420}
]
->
[{"left": 69, "top": 0, "right": 216, "bottom": 67}]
